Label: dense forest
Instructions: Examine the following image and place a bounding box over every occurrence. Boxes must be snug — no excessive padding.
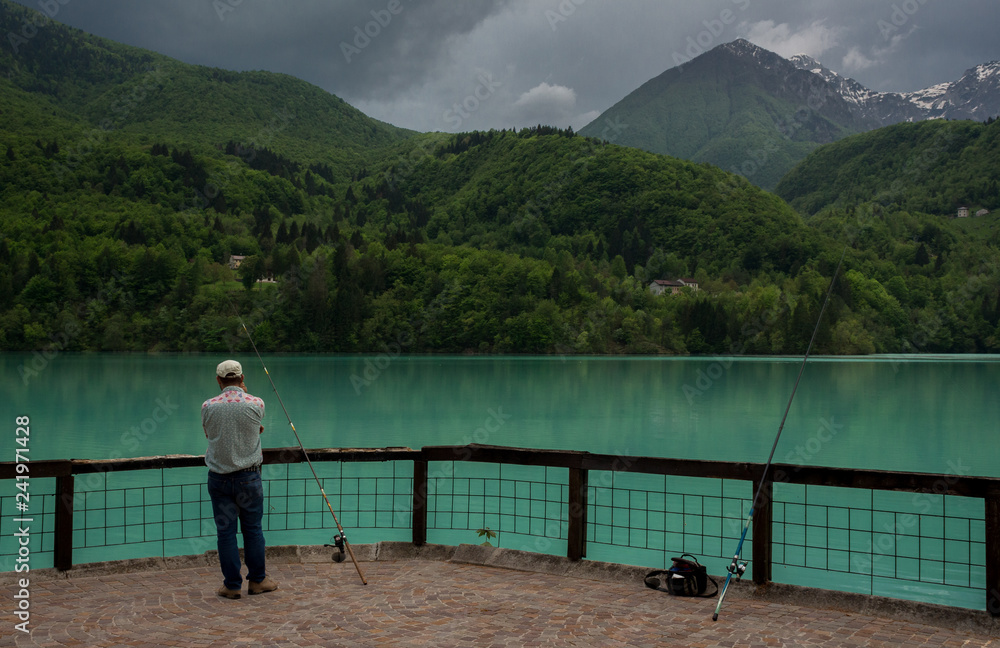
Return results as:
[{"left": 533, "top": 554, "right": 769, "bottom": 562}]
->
[
  {"left": 1, "top": 1, "right": 999, "bottom": 358},
  {"left": 776, "top": 118, "right": 1000, "bottom": 217},
  {"left": 3, "top": 124, "right": 999, "bottom": 358}
]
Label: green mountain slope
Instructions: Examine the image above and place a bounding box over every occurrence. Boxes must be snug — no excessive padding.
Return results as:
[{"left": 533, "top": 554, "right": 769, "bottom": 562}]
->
[
  {"left": 579, "top": 39, "right": 869, "bottom": 190},
  {"left": 775, "top": 119, "right": 1000, "bottom": 216},
  {"left": 379, "top": 130, "right": 812, "bottom": 275},
  {"left": 0, "top": 121, "right": 831, "bottom": 356},
  {"left": 0, "top": 0, "right": 413, "bottom": 173},
  {"left": 771, "top": 118, "right": 1000, "bottom": 354}
]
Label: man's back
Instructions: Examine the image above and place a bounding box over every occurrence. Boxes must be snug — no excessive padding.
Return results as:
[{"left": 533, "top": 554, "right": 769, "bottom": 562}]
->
[{"left": 202, "top": 385, "right": 265, "bottom": 474}]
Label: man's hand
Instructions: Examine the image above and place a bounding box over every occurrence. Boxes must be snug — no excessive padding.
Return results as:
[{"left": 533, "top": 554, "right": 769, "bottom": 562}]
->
[{"left": 260, "top": 425, "right": 265, "bottom": 435}]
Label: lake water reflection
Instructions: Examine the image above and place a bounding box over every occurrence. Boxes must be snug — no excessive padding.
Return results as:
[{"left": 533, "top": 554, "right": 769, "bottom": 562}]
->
[{"left": 2, "top": 353, "right": 998, "bottom": 477}]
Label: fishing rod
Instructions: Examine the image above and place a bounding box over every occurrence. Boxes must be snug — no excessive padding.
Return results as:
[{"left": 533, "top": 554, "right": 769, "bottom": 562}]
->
[
  {"left": 712, "top": 247, "right": 846, "bottom": 621},
  {"left": 228, "top": 298, "right": 368, "bottom": 586}
]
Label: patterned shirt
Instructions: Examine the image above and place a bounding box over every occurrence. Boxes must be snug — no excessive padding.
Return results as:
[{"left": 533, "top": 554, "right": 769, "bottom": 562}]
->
[{"left": 202, "top": 386, "right": 265, "bottom": 474}]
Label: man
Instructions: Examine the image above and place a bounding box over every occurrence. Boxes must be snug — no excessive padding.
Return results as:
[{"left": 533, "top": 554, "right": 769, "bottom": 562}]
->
[{"left": 202, "top": 359, "right": 278, "bottom": 599}]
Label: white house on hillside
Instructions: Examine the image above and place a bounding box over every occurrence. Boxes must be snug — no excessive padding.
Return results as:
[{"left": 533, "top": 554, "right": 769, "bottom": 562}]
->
[{"left": 649, "top": 278, "right": 699, "bottom": 296}]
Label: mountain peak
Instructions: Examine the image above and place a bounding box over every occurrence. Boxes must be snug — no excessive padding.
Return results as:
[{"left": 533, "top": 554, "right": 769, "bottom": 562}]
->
[
  {"left": 581, "top": 38, "right": 1000, "bottom": 188},
  {"left": 901, "top": 59, "right": 1000, "bottom": 119},
  {"left": 720, "top": 38, "right": 767, "bottom": 56},
  {"left": 968, "top": 61, "right": 1000, "bottom": 82},
  {"left": 787, "top": 53, "right": 849, "bottom": 83},
  {"left": 712, "top": 38, "right": 792, "bottom": 72}
]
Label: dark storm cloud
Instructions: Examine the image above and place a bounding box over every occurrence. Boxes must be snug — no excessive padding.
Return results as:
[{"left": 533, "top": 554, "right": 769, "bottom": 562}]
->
[
  {"left": 728, "top": 0, "right": 999, "bottom": 91},
  {"left": 204, "top": 0, "right": 520, "bottom": 99},
  {"left": 6, "top": 0, "right": 516, "bottom": 97},
  {"left": 338, "top": 0, "right": 521, "bottom": 97},
  {"left": 5, "top": 0, "right": 999, "bottom": 131},
  {"left": 852, "top": 0, "right": 1000, "bottom": 91}
]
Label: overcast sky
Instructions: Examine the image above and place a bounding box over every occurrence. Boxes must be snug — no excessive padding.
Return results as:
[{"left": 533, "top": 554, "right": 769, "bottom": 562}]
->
[{"left": 8, "top": 0, "right": 999, "bottom": 132}]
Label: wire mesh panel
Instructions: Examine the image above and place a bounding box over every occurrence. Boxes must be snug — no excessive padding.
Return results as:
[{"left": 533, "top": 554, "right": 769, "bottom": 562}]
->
[
  {"left": 0, "top": 461, "right": 413, "bottom": 568},
  {"left": 68, "top": 468, "right": 215, "bottom": 565},
  {"left": 772, "top": 483, "right": 986, "bottom": 610},
  {"left": 0, "top": 477, "right": 55, "bottom": 571},
  {"left": 585, "top": 472, "right": 752, "bottom": 573},
  {"left": 162, "top": 467, "right": 217, "bottom": 557},
  {"left": 426, "top": 461, "right": 568, "bottom": 554},
  {"left": 262, "top": 460, "right": 412, "bottom": 547}
]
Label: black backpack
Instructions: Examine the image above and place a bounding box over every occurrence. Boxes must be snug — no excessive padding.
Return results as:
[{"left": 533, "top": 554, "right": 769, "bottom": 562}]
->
[{"left": 644, "top": 554, "right": 719, "bottom": 597}]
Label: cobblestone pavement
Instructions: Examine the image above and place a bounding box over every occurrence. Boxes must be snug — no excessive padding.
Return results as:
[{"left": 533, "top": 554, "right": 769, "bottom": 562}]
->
[{"left": 7, "top": 556, "right": 1000, "bottom": 647}]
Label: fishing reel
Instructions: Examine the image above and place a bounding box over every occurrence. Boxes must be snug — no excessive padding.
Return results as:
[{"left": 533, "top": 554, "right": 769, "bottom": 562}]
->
[
  {"left": 324, "top": 533, "right": 347, "bottom": 563},
  {"left": 727, "top": 558, "right": 748, "bottom": 580}
]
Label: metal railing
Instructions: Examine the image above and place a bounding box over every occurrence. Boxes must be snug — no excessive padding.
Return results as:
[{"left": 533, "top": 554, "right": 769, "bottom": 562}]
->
[{"left": 2, "top": 444, "right": 998, "bottom": 614}]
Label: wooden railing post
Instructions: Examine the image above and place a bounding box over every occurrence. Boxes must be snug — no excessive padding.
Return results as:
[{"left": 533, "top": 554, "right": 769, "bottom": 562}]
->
[
  {"left": 412, "top": 458, "right": 428, "bottom": 547},
  {"left": 567, "top": 467, "right": 588, "bottom": 561},
  {"left": 752, "top": 473, "right": 772, "bottom": 585},
  {"left": 986, "top": 491, "right": 1000, "bottom": 616},
  {"left": 54, "top": 468, "right": 75, "bottom": 571}
]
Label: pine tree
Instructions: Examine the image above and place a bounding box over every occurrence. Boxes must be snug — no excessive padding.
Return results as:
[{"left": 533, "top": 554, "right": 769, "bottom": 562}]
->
[
  {"left": 275, "top": 221, "right": 290, "bottom": 244},
  {"left": 915, "top": 243, "right": 930, "bottom": 266}
]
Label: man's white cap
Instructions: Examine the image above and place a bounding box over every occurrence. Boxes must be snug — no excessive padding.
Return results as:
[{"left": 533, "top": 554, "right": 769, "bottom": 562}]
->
[{"left": 216, "top": 359, "right": 243, "bottom": 378}]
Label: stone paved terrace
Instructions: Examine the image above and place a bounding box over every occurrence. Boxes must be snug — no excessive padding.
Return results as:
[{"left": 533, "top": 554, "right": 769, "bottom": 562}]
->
[{"left": 4, "top": 542, "right": 1000, "bottom": 647}]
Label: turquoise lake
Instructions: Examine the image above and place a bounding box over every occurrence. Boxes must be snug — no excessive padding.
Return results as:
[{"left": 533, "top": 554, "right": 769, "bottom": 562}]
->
[
  {"left": 1, "top": 353, "right": 998, "bottom": 609},
  {"left": 1, "top": 353, "right": 997, "bottom": 475}
]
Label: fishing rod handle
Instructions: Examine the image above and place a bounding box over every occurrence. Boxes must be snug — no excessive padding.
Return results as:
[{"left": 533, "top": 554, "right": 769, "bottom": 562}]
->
[
  {"left": 344, "top": 539, "right": 368, "bottom": 585},
  {"left": 713, "top": 572, "right": 735, "bottom": 621}
]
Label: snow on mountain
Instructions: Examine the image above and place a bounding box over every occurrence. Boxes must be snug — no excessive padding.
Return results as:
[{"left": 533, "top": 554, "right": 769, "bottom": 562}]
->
[
  {"left": 901, "top": 62, "right": 1000, "bottom": 120},
  {"left": 787, "top": 52, "right": 1000, "bottom": 125},
  {"left": 788, "top": 54, "right": 881, "bottom": 108}
]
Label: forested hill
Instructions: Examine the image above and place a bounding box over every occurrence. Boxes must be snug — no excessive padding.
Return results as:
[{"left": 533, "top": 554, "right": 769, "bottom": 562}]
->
[
  {"left": 0, "top": 119, "right": 836, "bottom": 356},
  {"left": 4, "top": 115, "right": 999, "bottom": 356},
  {"left": 775, "top": 119, "right": 1000, "bottom": 216},
  {"left": 379, "top": 130, "right": 811, "bottom": 278},
  {"left": 0, "top": 0, "right": 413, "bottom": 174}
]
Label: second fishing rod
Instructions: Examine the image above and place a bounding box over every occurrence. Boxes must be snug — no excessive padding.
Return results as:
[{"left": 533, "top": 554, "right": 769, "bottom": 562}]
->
[
  {"left": 230, "top": 302, "right": 368, "bottom": 586},
  {"left": 712, "top": 246, "right": 847, "bottom": 621}
]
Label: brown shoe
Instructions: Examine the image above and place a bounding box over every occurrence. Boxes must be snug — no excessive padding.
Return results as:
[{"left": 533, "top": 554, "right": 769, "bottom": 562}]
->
[
  {"left": 217, "top": 585, "right": 241, "bottom": 599},
  {"left": 248, "top": 577, "right": 278, "bottom": 595}
]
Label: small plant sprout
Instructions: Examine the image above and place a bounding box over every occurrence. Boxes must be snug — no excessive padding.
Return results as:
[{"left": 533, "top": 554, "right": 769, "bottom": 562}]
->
[{"left": 476, "top": 526, "right": 498, "bottom": 546}]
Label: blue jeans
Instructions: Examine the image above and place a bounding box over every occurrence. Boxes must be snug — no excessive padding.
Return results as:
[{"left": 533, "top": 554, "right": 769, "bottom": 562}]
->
[{"left": 207, "top": 470, "right": 266, "bottom": 590}]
